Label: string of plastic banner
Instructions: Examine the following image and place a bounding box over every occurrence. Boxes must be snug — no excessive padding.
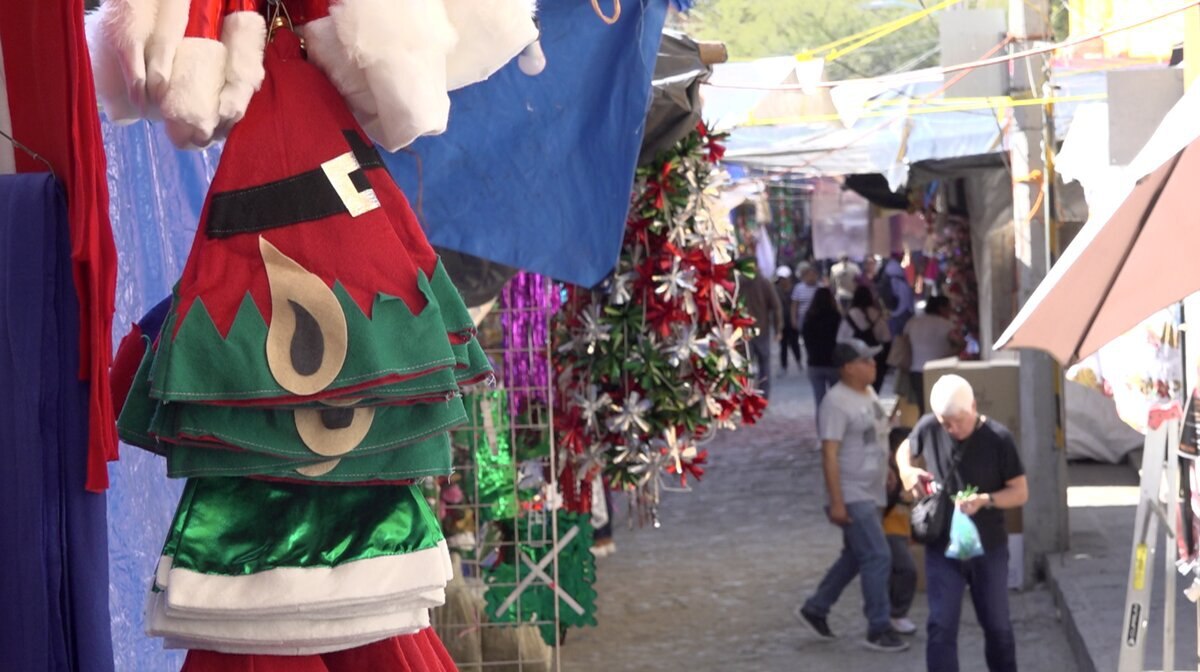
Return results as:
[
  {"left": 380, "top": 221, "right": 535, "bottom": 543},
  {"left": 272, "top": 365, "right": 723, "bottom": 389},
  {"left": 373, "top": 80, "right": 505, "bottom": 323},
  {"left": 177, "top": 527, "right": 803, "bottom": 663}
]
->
[
  {"left": 708, "top": 0, "right": 1200, "bottom": 92},
  {"left": 740, "top": 92, "right": 1107, "bottom": 128}
]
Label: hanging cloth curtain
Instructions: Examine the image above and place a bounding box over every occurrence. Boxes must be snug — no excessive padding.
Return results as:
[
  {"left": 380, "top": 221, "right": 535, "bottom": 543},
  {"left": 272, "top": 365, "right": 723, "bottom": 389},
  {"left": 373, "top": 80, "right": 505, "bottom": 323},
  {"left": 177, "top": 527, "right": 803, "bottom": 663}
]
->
[{"left": 0, "top": 173, "right": 115, "bottom": 672}]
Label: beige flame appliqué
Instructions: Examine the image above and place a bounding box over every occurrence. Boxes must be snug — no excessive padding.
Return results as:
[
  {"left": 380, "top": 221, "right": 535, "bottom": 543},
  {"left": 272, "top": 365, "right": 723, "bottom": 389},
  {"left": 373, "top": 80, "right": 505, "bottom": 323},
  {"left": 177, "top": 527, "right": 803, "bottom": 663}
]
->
[{"left": 260, "top": 237, "right": 349, "bottom": 396}]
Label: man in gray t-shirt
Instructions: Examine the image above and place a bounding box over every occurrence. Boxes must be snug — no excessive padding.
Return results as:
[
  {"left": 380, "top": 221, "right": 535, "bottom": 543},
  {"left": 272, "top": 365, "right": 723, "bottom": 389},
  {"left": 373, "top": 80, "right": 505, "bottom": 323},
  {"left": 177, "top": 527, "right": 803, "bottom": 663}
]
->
[{"left": 797, "top": 339, "right": 907, "bottom": 652}]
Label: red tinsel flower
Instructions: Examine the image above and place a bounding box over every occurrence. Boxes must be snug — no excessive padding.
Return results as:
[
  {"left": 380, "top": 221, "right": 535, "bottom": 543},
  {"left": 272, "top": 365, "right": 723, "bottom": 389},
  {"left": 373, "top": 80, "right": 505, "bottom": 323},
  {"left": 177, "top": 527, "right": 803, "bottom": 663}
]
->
[
  {"left": 668, "top": 448, "right": 709, "bottom": 487},
  {"left": 643, "top": 160, "right": 676, "bottom": 210},
  {"left": 740, "top": 392, "right": 768, "bottom": 425},
  {"left": 696, "top": 121, "right": 726, "bottom": 163}
]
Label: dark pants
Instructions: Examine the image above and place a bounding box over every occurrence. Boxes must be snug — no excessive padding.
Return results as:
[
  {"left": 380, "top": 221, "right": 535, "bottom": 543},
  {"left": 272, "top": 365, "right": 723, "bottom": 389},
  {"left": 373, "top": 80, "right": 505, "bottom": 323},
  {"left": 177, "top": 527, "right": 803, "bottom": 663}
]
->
[
  {"left": 750, "top": 334, "right": 772, "bottom": 399},
  {"left": 780, "top": 326, "right": 802, "bottom": 370},
  {"left": 804, "top": 501, "right": 893, "bottom": 635},
  {"left": 910, "top": 371, "right": 926, "bottom": 414},
  {"left": 873, "top": 344, "right": 890, "bottom": 392},
  {"left": 888, "top": 534, "right": 916, "bottom": 618},
  {"left": 808, "top": 366, "right": 840, "bottom": 424},
  {"left": 926, "top": 545, "right": 1017, "bottom": 672}
]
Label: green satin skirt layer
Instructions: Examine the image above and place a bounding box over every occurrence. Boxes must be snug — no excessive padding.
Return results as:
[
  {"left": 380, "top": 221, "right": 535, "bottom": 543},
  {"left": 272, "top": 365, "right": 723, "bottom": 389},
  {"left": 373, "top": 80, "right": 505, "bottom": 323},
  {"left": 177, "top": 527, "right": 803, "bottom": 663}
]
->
[
  {"left": 164, "top": 432, "right": 453, "bottom": 481},
  {"left": 161, "top": 478, "right": 444, "bottom": 576}
]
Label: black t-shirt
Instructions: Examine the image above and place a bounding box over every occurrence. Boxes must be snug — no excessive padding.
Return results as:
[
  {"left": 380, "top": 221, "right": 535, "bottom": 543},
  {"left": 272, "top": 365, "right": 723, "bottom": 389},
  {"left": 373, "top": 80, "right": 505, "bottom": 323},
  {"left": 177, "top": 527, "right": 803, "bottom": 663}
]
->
[{"left": 908, "top": 414, "right": 1025, "bottom": 552}]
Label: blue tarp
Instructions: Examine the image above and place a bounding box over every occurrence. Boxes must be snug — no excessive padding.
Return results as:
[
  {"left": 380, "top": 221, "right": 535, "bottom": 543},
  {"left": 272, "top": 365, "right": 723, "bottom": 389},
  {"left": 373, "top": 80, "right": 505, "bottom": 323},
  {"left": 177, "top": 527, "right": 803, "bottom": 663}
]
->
[
  {"left": 383, "top": 0, "right": 669, "bottom": 288},
  {"left": 103, "top": 118, "right": 215, "bottom": 672}
]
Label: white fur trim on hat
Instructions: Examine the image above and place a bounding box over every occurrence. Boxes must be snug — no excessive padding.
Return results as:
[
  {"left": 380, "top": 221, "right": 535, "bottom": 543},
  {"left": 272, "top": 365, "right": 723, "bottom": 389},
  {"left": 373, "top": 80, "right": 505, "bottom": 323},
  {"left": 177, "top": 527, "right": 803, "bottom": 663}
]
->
[
  {"left": 301, "top": 16, "right": 378, "bottom": 119},
  {"left": 215, "top": 11, "right": 267, "bottom": 138},
  {"left": 88, "top": 0, "right": 159, "bottom": 120},
  {"left": 444, "top": 0, "right": 538, "bottom": 90},
  {"left": 160, "top": 37, "right": 228, "bottom": 149},
  {"left": 144, "top": 0, "right": 190, "bottom": 110},
  {"left": 87, "top": 9, "right": 139, "bottom": 123},
  {"left": 330, "top": 0, "right": 456, "bottom": 151}
]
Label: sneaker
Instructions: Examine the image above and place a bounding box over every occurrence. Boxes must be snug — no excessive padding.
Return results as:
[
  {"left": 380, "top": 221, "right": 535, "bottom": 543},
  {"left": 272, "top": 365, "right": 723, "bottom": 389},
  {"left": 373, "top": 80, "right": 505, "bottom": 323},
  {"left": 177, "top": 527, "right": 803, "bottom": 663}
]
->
[
  {"left": 795, "top": 606, "right": 836, "bottom": 640},
  {"left": 890, "top": 617, "right": 918, "bottom": 635},
  {"left": 864, "top": 629, "right": 910, "bottom": 652}
]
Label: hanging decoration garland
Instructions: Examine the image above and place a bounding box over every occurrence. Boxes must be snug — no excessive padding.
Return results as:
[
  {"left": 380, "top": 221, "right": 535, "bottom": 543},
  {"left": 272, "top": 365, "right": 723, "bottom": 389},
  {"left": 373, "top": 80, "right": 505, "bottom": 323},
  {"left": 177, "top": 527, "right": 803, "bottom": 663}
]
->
[
  {"left": 483, "top": 511, "right": 598, "bottom": 645},
  {"left": 934, "top": 213, "right": 980, "bottom": 356},
  {"left": 454, "top": 390, "right": 518, "bottom": 525},
  {"left": 552, "top": 123, "right": 766, "bottom": 517},
  {"left": 501, "top": 271, "right": 561, "bottom": 421}
]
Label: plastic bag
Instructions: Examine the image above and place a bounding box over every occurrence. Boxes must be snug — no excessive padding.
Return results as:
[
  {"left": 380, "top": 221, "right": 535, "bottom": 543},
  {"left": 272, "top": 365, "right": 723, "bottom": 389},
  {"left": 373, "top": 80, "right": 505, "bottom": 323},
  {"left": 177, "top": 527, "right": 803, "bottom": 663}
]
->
[{"left": 945, "top": 508, "right": 985, "bottom": 560}]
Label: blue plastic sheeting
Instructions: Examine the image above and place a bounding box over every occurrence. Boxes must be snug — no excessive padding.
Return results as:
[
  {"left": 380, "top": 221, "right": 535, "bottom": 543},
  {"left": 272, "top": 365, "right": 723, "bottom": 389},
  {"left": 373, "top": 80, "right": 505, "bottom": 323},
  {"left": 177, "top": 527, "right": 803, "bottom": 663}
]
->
[
  {"left": 383, "top": 0, "right": 669, "bottom": 288},
  {"left": 0, "top": 174, "right": 115, "bottom": 672},
  {"left": 102, "top": 116, "right": 219, "bottom": 672},
  {"left": 715, "top": 68, "right": 1108, "bottom": 187}
]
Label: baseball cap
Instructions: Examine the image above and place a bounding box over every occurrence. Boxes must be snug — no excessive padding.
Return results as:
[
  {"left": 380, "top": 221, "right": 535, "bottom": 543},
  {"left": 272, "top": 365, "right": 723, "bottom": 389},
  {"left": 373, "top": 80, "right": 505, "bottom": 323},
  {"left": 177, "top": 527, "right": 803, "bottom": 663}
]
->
[
  {"left": 833, "top": 339, "right": 882, "bottom": 368},
  {"left": 775, "top": 265, "right": 793, "bottom": 279}
]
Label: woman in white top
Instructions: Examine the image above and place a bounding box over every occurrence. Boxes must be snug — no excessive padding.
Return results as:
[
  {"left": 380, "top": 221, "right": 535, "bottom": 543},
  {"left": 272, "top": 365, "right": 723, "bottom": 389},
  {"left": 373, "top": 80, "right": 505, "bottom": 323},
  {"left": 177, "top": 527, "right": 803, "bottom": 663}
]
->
[
  {"left": 902, "top": 296, "right": 963, "bottom": 413},
  {"left": 837, "top": 286, "right": 892, "bottom": 391}
]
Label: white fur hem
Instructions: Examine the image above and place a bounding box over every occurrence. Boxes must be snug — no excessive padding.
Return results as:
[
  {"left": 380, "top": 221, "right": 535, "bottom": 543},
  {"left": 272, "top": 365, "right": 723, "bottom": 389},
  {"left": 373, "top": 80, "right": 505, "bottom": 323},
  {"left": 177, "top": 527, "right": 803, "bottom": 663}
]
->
[
  {"left": 147, "top": 589, "right": 430, "bottom": 650},
  {"left": 160, "top": 37, "right": 228, "bottom": 148},
  {"left": 444, "top": 0, "right": 538, "bottom": 90},
  {"left": 329, "top": 0, "right": 455, "bottom": 150},
  {"left": 87, "top": 8, "right": 142, "bottom": 123},
  {"left": 301, "top": 16, "right": 378, "bottom": 116},
  {"left": 143, "top": 0, "right": 190, "bottom": 108},
  {"left": 217, "top": 11, "right": 267, "bottom": 134},
  {"left": 161, "top": 539, "right": 451, "bottom": 615}
]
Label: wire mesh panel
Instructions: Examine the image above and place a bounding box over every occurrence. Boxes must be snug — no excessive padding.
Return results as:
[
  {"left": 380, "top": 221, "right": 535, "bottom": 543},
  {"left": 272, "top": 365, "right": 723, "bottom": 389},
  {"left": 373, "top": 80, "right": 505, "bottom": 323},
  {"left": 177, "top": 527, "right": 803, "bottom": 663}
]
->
[{"left": 432, "top": 274, "right": 590, "bottom": 672}]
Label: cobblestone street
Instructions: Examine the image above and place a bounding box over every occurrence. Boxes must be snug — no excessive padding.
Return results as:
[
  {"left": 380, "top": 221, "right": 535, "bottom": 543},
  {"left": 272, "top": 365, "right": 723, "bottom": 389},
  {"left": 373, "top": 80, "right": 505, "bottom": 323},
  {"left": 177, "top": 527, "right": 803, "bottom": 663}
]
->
[{"left": 561, "top": 357, "right": 1079, "bottom": 672}]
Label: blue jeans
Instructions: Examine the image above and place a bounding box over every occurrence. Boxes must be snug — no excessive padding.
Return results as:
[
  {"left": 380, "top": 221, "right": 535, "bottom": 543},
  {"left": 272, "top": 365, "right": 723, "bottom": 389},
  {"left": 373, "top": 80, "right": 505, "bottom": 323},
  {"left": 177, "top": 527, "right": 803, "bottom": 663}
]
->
[
  {"left": 926, "top": 545, "right": 1017, "bottom": 672},
  {"left": 804, "top": 500, "right": 892, "bottom": 635},
  {"left": 808, "top": 366, "right": 840, "bottom": 417}
]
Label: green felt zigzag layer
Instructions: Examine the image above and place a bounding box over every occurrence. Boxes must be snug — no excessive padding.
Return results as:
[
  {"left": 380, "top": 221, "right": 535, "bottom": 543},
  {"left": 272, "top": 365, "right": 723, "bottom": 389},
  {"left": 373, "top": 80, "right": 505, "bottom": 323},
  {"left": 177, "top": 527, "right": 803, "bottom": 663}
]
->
[{"left": 150, "top": 260, "right": 488, "bottom": 404}]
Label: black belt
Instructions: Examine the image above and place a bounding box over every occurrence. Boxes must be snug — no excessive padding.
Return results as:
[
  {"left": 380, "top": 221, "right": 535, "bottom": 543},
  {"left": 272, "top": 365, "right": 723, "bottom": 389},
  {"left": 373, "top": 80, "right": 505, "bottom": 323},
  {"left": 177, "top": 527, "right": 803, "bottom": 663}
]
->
[{"left": 206, "top": 130, "right": 386, "bottom": 238}]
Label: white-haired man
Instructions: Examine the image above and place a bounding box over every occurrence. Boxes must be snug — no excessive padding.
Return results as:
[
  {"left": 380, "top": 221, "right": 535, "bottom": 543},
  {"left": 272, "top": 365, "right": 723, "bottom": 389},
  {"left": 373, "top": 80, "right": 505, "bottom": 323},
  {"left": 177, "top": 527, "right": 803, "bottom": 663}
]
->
[{"left": 897, "top": 374, "right": 1028, "bottom": 672}]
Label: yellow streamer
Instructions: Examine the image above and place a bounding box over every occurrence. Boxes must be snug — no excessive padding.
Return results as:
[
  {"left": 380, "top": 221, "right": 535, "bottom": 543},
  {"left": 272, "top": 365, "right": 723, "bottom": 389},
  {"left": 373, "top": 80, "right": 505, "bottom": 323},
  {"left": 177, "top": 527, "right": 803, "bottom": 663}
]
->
[{"left": 796, "top": 0, "right": 963, "bottom": 63}]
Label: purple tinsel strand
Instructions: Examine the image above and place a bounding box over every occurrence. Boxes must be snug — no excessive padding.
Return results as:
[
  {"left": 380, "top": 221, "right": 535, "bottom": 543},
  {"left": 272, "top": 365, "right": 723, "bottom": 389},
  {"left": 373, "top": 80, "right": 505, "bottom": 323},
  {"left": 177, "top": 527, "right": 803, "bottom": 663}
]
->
[{"left": 500, "top": 272, "right": 561, "bottom": 418}]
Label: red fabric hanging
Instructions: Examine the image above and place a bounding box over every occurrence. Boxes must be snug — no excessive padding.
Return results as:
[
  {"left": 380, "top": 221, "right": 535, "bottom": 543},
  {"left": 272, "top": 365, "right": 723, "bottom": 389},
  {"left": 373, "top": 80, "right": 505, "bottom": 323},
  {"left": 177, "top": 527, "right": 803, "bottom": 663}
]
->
[
  {"left": 0, "top": 0, "right": 119, "bottom": 491},
  {"left": 179, "top": 629, "right": 460, "bottom": 672}
]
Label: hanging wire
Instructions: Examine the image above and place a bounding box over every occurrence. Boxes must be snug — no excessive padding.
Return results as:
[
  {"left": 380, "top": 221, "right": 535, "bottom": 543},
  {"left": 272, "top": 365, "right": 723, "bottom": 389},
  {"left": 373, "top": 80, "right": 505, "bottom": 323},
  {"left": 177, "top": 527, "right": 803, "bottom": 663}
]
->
[
  {"left": 590, "top": 0, "right": 621, "bottom": 25},
  {"left": 266, "top": 0, "right": 296, "bottom": 39},
  {"left": 0, "top": 129, "right": 56, "bottom": 178}
]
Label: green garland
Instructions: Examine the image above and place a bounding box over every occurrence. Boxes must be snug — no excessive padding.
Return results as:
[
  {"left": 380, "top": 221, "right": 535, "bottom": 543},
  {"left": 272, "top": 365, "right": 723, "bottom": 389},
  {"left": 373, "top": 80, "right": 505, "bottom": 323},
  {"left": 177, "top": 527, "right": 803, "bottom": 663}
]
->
[{"left": 483, "top": 511, "right": 598, "bottom": 645}]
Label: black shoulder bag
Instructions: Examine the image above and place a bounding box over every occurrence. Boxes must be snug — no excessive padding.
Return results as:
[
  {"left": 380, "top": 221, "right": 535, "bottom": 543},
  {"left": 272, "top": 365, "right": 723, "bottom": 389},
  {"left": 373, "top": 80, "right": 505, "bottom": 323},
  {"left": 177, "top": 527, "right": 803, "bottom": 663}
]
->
[{"left": 910, "top": 429, "right": 967, "bottom": 546}]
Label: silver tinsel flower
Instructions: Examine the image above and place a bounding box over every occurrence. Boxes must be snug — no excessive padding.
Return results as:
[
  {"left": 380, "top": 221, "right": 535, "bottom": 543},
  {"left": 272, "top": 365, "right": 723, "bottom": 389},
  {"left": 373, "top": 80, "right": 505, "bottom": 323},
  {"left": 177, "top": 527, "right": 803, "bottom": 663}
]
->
[
  {"left": 652, "top": 257, "right": 698, "bottom": 302},
  {"left": 650, "top": 426, "right": 696, "bottom": 474},
  {"left": 573, "top": 443, "right": 608, "bottom": 480},
  {"left": 666, "top": 213, "right": 701, "bottom": 249},
  {"left": 608, "top": 271, "right": 634, "bottom": 306},
  {"left": 572, "top": 385, "right": 612, "bottom": 433},
  {"left": 689, "top": 387, "right": 726, "bottom": 421},
  {"left": 576, "top": 304, "right": 612, "bottom": 354},
  {"left": 708, "top": 324, "right": 746, "bottom": 371},
  {"left": 663, "top": 325, "right": 708, "bottom": 367},
  {"left": 606, "top": 391, "right": 653, "bottom": 434}
]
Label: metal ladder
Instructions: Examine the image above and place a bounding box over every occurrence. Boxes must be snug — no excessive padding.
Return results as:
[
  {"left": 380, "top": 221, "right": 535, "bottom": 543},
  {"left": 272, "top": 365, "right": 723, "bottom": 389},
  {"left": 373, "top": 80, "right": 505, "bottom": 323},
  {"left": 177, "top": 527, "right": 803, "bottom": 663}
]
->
[{"left": 1118, "top": 411, "right": 1182, "bottom": 672}]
